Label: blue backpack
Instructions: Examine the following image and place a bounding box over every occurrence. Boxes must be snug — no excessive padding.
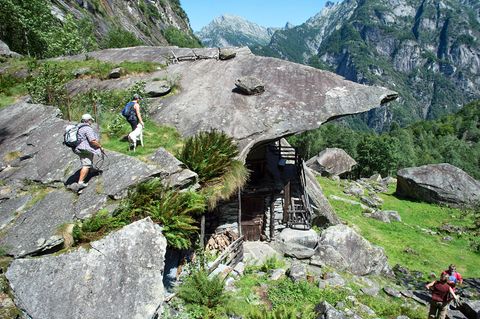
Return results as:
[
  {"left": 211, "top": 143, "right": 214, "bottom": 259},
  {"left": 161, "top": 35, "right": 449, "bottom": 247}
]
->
[{"left": 121, "top": 101, "right": 135, "bottom": 119}]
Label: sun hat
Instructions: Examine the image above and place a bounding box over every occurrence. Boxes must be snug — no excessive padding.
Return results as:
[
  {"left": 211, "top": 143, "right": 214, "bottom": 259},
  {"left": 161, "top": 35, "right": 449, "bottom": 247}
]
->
[
  {"left": 133, "top": 93, "right": 143, "bottom": 100},
  {"left": 81, "top": 113, "right": 94, "bottom": 121}
]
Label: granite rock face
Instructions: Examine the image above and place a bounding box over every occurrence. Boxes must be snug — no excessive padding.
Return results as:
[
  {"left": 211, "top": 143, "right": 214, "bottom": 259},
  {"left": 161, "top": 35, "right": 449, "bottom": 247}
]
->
[
  {"left": 306, "top": 148, "right": 357, "bottom": 176},
  {"left": 304, "top": 165, "right": 341, "bottom": 226},
  {"left": 0, "top": 190, "right": 75, "bottom": 257},
  {"left": 6, "top": 218, "right": 167, "bottom": 319},
  {"left": 396, "top": 163, "right": 480, "bottom": 208},
  {"left": 315, "top": 224, "right": 393, "bottom": 276},
  {"left": 0, "top": 102, "right": 198, "bottom": 258}
]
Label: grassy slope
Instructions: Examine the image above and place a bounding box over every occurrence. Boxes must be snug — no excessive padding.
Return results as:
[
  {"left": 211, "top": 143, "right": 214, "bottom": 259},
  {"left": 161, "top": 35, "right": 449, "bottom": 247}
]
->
[
  {"left": 317, "top": 176, "right": 480, "bottom": 278},
  {"left": 101, "top": 120, "right": 183, "bottom": 160}
]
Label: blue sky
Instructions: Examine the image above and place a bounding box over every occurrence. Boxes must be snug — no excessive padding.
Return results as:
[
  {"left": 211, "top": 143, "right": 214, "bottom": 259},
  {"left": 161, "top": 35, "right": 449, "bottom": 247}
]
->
[{"left": 181, "top": 1, "right": 335, "bottom": 31}]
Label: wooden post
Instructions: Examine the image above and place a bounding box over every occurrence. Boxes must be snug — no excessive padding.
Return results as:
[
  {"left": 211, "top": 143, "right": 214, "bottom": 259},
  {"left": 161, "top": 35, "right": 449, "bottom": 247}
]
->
[
  {"left": 200, "top": 214, "right": 205, "bottom": 250},
  {"left": 238, "top": 190, "right": 242, "bottom": 237},
  {"left": 270, "top": 194, "right": 275, "bottom": 240},
  {"left": 283, "top": 181, "right": 290, "bottom": 224}
]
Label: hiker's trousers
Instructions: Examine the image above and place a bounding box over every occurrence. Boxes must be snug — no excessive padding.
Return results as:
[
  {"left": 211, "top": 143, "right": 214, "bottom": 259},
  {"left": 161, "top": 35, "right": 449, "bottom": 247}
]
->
[{"left": 428, "top": 300, "right": 449, "bottom": 319}]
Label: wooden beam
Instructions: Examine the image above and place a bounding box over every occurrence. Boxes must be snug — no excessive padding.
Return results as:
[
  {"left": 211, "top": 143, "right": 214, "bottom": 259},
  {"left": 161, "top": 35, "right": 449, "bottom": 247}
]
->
[{"left": 238, "top": 189, "right": 242, "bottom": 237}]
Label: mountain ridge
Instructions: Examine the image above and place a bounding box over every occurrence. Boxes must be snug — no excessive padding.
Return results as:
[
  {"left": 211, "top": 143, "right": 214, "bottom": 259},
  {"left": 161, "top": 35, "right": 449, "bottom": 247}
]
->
[
  {"left": 195, "top": 14, "right": 282, "bottom": 48},
  {"left": 260, "top": 0, "right": 480, "bottom": 131}
]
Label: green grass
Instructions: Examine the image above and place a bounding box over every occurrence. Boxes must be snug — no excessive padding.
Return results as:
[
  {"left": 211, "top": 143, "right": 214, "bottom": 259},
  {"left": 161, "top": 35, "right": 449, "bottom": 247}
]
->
[
  {"left": 45, "top": 59, "right": 163, "bottom": 80},
  {"left": 101, "top": 120, "right": 183, "bottom": 159},
  {"left": 0, "top": 58, "right": 163, "bottom": 109},
  {"left": 317, "top": 176, "right": 480, "bottom": 277}
]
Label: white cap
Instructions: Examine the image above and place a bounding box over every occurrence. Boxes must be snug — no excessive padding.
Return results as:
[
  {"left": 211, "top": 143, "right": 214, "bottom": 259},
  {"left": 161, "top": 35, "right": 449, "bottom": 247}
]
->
[{"left": 81, "top": 113, "right": 94, "bottom": 121}]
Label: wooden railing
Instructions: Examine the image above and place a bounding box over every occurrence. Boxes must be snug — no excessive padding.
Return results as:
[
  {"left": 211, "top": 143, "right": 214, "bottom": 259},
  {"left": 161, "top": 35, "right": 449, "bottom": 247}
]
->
[{"left": 208, "top": 236, "right": 244, "bottom": 275}]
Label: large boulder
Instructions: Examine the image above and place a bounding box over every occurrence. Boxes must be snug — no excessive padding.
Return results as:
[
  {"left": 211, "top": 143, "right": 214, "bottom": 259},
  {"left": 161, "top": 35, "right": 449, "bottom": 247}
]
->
[
  {"left": 315, "top": 224, "right": 393, "bottom": 276},
  {"left": 306, "top": 148, "right": 357, "bottom": 176},
  {"left": 60, "top": 46, "right": 397, "bottom": 160},
  {"left": 274, "top": 228, "right": 319, "bottom": 259},
  {"left": 6, "top": 218, "right": 167, "bottom": 319},
  {"left": 396, "top": 163, "right": 480, "bottom": 208}
]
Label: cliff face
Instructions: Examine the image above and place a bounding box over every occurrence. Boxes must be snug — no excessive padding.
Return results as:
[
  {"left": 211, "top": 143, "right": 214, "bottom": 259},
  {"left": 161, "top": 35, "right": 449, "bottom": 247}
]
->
[
  {"left": 260, "top": 0, "right": 480, "bottom": 131},
  {"left": 51, "top": 0, "right": 195, "bottom": 46}
]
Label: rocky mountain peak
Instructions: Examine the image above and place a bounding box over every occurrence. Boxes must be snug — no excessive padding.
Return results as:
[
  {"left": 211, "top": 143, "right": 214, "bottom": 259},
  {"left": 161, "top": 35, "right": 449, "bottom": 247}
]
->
[{"left": 196, "top": 14, "right": 280, "bottom": 48}]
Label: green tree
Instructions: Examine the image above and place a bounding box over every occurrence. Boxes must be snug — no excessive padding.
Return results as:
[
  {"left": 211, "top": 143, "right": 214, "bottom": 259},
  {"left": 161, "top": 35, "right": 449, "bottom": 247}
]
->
[
  {"left": 101, "top": 27, "right": 143, "bottom": 49},
  {"left": 356, "top": 134, "right": 399, "bottom": 177},
  {"left": 163, "top": 27, "right": 202, "bottom": 48},
  {"left": 0, "top": 0, "right": 56, "bottom": 57},
  {"left": 46, "top": 14, "right": 85, "bottom": 57}
]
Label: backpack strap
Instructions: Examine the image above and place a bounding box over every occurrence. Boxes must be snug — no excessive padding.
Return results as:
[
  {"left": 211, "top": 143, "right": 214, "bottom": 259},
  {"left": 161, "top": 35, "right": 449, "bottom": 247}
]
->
[{"left": 76, "top": 123, "right": 90, "bottom": 143}]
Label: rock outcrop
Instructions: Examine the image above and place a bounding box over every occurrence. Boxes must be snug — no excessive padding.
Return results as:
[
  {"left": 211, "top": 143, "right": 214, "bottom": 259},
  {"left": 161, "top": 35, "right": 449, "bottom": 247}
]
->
[
  {"left": 306, "top": 148, "right": 357, "bottom": 176},
  {"left": 315, "top": 224, "right": 393, "bottom": 276},
  {"left": 50, "top": 0, "right": 195, "bottom": 47},
  {"left": 60, "top": 46, "right": 397, "bottom": 160},
  {"left": 0, "top": 102, "right": 197, "bottom": 257},
  {"left": 396, "top": 163, "right": 480, "bottom": 208},
  {"left": 6, "top": 218, "right": 167, "bottom": 319}
]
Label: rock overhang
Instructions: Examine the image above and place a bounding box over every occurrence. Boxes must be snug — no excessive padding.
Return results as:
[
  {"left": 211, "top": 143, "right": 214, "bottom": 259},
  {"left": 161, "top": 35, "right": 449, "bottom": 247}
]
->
[{"left": 59, "top": 46, "right": 398, "bottom": 160}]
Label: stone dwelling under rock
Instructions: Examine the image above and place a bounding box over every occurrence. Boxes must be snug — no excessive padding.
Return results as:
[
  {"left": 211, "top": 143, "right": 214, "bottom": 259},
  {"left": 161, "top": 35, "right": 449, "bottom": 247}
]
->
[{"left": 211, "top": 138, "right": 315, "bottom": 241}]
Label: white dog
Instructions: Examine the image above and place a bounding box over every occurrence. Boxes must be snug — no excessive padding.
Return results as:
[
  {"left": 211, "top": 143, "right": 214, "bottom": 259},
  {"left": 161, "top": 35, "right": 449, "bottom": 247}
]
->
[{"left": 128, "top": 123, "right": 144, "bottom": 151}]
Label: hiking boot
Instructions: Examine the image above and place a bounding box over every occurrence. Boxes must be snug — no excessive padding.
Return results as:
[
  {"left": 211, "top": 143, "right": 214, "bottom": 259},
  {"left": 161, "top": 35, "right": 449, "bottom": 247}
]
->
[
  {"left": 77, "top": 182, "right": 88, "bottom": 190},
  {"left": 67, "top": 183, "right": 79, "bottom": 191}
]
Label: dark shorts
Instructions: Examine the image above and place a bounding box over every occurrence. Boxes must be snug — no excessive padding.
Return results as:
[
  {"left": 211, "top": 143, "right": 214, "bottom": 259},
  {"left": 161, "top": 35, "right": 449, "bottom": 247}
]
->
[{"left": 128, "top": 118, "right": 138, "bottom": 131}]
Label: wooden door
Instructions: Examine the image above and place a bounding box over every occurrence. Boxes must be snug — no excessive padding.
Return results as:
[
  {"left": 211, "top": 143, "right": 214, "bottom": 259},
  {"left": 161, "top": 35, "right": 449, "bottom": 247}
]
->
[{"left": 241, "top": 196, "right": 264, "bottom": 241}]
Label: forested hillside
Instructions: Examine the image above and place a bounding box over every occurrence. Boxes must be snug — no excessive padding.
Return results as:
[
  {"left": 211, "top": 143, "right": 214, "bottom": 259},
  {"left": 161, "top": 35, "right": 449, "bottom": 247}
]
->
[
  {"left": 289, "top": 100, "right": 480, "bottom": 179},
  {"left": 259, "top": 0, "right": 480, "bottom": 131},
  {"left": 0, "top": 0, "right": 201, "bottom": 59}
]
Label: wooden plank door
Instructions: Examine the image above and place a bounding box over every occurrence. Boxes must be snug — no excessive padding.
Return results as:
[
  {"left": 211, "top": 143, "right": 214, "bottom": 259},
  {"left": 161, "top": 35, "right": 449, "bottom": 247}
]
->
[{"left": 241, "top": 196, "right": 264, "bottom": 241}]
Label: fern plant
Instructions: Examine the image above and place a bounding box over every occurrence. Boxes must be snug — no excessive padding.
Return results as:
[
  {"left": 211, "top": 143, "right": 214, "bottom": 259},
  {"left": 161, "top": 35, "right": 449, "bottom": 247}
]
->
[
  {"left": 177, "top": 269, "right": 227, "bottom": 309},
  {"left": 74, "top": 179, "right": 206, "bottom": 249},
  {"left": 121, "top": 178, "right": 206, "bottom": 249},
  {"left": 179, "top": 130, "right": 239, "bottom": 184}
]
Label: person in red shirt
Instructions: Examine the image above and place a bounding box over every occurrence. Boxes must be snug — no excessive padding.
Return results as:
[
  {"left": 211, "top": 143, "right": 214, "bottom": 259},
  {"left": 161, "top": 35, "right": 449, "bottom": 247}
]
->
[
  {"left": 426, "top": 273, "right": 459, "bottom": 319},
  {"left": 441, "top": 264, "right": 463, "bottom": 288}
]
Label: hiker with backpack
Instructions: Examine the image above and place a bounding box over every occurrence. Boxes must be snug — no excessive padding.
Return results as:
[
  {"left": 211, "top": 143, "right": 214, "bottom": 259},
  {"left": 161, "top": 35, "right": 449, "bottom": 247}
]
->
[
  {"left": 441, "top": 264, "right": 463, "bottom": 288},
  {"left": 66, "top": 113, "right": 103, "bottom": 192},
  {"left": 426, "top": 273, "right": 459, "bottom": 319},
  {"left": 122, "top": 94, "right": 144, "bottom": 150}
]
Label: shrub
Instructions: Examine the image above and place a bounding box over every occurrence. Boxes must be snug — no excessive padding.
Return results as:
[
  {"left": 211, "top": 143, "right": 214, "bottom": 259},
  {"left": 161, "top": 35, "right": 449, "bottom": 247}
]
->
[
  {"left": 246, "top": 306, "right": 315, "bottom": 319},
  {"left": 72, "top": 210, "right": 127, "bottom": 243},
  {"left": 177, "top": 268, "right": 227, "bottom": 309},
  {"left": 179, "top": 130, "right": 249, "bottom": 208},
  {"left": 163, "top": 27, "right": 202, "bottom": 48},
  {"left": 101, "top": 27, "right": 143, "bottom": 49},
  {"left": 26, "top": 63, "right": 67, "bottom": 106}
]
